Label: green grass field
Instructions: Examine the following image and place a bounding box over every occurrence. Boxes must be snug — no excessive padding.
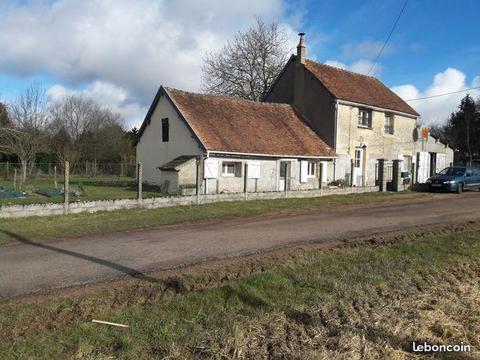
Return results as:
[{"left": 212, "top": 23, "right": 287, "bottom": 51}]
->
[
  {"left": 0, "top": 191, "right": 430, "bottom": 246},
  {"left": 0, "top": 223, "right": 478, "bottom": 359},
  {"left": 0, "top": 176, "right": 163, "bottom": 206}
]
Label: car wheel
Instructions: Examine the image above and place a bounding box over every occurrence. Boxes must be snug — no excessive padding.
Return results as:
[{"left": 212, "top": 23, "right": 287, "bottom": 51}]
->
[{"left": 457, "top": 183, "right": 464, "bottom": 194}]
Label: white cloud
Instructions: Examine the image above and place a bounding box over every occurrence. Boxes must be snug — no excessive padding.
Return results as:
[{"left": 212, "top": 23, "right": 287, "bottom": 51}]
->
[
  {"left": 47, "top": 81, "right": 147, "bottom": 128},
  {"left": 0, "top": 0, "right": 298, "bottom": 127},
  {"left": 324, "top": 59, "right": 382, "bottom": 76},
  {"left": 391, "top": 68, "right": 480, "bottom": 126}
]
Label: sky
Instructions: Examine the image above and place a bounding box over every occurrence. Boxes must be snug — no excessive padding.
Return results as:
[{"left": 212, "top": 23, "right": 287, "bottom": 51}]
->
[{"left": 0, "top": 0, "right": 478, "bottom": 129}]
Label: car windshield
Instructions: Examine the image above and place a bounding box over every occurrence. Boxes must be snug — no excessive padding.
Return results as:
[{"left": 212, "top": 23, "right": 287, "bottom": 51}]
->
[{"left": 438, "top": 167, "right": 466, "bottom": 176}]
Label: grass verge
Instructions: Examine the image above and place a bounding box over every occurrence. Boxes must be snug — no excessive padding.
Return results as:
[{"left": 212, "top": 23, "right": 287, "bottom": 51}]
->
[
  {"left": 0, "top": 176, "right": 163, "bottom": 206},
  {"left": 0, "top": 221, "right": 479, "bottom": 359},
  {"left": 0, "top": 191, "right": 430, "bottom": 246}
]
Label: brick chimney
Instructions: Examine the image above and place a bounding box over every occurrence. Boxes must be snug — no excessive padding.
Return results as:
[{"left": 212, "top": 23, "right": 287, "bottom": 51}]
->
[
  {"left": 296, "top": 32, "right": 306, "bottom": 64},
  {"left": 294, "top": 32, "right": 306, "bottom": 111}
]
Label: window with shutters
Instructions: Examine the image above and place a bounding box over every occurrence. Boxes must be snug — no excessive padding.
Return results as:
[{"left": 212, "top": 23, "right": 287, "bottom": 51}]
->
[
  {"left": 384, "top": 113, "right": 394, "bottom": 134},
  {"left": 307, "top": 162, "right": 316, "bottom": 177},
  {"left": 358, "top": 109, "right": 372, "bottom": 128},
  {"left": 222, "top": 162, "right": 236, "bottom": 177}
]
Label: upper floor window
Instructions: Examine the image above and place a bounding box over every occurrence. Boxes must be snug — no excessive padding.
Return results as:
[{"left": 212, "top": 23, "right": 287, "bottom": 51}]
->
[
  {"left": 162, "top": 118, "right": 169, "bottom": 142},
  {"left": 384, "top": 113, "right": 394, "bottom": 134},
  {"left": 358, "top": 109, "right": 372, "bottom": 128}
]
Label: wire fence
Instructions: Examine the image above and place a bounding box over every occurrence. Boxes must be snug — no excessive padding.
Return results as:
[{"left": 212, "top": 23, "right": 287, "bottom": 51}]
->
[{"left": 0, "top": 162, "right": 137, "bottom": 180}]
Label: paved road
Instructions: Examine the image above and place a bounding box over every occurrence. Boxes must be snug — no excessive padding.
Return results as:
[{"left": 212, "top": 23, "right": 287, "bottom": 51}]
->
[{"left": 1, "top": 193, "right": 479, "bottom": 298}]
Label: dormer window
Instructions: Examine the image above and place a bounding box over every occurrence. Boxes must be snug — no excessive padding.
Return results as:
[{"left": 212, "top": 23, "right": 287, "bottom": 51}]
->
[{"left": 358, "top": 109, "right": 372, "bottom": 128}]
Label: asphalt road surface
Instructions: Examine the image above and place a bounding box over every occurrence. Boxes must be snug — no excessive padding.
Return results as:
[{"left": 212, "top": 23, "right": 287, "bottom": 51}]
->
[{"left": 1, "top": 192, "right": 479, "bottom": 298}]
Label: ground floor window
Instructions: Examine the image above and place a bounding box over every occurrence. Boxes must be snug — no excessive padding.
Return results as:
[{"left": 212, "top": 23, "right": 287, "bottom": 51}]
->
[
  {"left": 307, "top": 161, "right": 316, "bottom": 177},
  {"left": 222, "top": 162, "right": 236, "bottom": 177}
]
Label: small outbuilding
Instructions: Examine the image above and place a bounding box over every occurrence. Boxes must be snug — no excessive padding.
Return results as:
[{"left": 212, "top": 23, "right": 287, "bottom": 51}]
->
[
  {"left": 136, "top": 87, "right": 336, "bottom": 195},
  {"left": 413, "top": 127, "right": 455, "bottom": 183}
]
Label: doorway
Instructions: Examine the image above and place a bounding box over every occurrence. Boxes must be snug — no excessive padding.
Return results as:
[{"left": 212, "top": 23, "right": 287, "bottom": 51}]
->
[
  {"left": 353, "top": 148, "right": 364, "bottom": 186},
  {"left": 279, "top": 161, "right": 289, "bottom": 191}
]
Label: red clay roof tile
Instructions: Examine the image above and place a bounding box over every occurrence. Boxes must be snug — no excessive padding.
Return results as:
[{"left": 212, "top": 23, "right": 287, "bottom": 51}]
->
[
  {"left": 305, "top": 60, "right": 420, "bottom": 116},
  {"left": 166, "top": 88, "right": 335, "bottom": 158}
]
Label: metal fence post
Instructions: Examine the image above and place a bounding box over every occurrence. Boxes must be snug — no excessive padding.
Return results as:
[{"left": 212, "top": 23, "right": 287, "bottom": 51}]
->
[
  {"left": 378, "top": 159, "right": 387, "bottom": 192},
  {"left": 244, "top": 162, "right": 248, "bottom": 200},
  {"left": 64, "top": 161, "right": 70, "bottom": 215},
  {"left": 350, "top": 159, "right": 354, "bottom": 193}
]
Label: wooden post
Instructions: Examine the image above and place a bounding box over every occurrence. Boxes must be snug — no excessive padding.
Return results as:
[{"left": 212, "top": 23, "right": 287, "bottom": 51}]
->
[
  {"left": 318, "top": 162, "right": 323, "bottom": 189},
  {"left": 6, "top": 161, "right": 9, "bottom": 178},
  {"left": 54, "top": 165, "right": 58, "bottom": 189},
  {"left": 48, "top": 162, "right": 51, "bottom": 175},
  {"left": 64, "top": 161, "right": 70, "bottom": 215},
  {"left": 13, "top": 168, "right": 17, "bottom": 191},
  {"left": 137, "top": 162, "right": 143, "bottom": 204},
  {"left": 120, "top": 163, "right": 124, "bottom": 177}
]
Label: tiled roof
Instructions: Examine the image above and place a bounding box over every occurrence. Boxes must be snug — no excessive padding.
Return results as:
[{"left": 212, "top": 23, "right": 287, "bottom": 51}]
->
[
  {"left": 166, "top": 88, "right": 335, "bottom": 158},
  {"left": 159, "top": 155, "right": 197, "bottom": 171},
  {"left": 304, "top": 60, "right": 420, "bottom": 116}
]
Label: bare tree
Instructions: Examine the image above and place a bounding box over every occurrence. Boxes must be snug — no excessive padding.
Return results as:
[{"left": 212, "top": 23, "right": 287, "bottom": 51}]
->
[
  {"left": 0, "top": 85, "right": 48, "bottom": 183},
  {"left": 79, "top": 107, "right": 127, "bottom": 175},
  {"left": 0, "top": 101, "right": 10, "bottom": 127},
  {"left": 49, "top": 95, "right": 97, "bottom": 168},
  {"left": 202, "top": 16, "right": 289, "bottom": 101}
]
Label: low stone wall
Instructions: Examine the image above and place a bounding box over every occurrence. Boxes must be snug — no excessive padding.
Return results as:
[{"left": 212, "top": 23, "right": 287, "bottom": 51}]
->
[{"left": 0, "top": 186, "right": 379, "bottom": 219}]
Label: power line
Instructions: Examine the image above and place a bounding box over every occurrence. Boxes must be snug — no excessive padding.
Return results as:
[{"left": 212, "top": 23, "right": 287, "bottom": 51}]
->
[
  {"left": 368, "top": 0, "right": 409, "bottom": 75},
  {"left": 404, "top": 86, "right": 480, "bottom": 102},
  {"left": 377, "top": 86, "right": 480, "bottom": 107}
]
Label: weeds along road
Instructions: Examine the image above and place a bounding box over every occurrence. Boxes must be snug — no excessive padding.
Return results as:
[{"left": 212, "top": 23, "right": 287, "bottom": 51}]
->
[{"left": 1, "top": 192, "right": 479, "bottom": 298}]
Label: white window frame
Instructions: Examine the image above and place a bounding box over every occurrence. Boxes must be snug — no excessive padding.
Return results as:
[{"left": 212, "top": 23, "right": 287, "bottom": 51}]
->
[
  {"left": 307, "top": 161, "right": 316, "bottom": 177},
  {"left": 222, "top": 162, "right": 236, "bottom": 177},
  {"left": 354, "top": 149, "right": 362, "bottom": 168}
]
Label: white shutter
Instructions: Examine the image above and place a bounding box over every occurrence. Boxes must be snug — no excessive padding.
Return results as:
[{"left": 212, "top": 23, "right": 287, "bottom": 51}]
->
[
  {"left": 417, "top": 152, "right": 429, "bottom": 183},
  {"left": 247, "top": 161, "right": 260, "bottom": 179},
  {"left": 320, "top": 162, "right": 328, "bottom": 183},
  {"left": 300, "top": 160, "right": 308, "bottom": 183},
  {"left": 204, "top": 159, "right": 218, "bottom": 179},
  {"left": 436, "top": 154, "right": 446, "bottom": 174}
]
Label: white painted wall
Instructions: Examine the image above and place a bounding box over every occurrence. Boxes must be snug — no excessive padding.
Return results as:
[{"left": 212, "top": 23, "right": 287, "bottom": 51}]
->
[
  {"left": 136, "top": 95, "right": 203, "bottom": 185},
  {"left": 200, "top": 157, "right": 332, "bottom": 194}
]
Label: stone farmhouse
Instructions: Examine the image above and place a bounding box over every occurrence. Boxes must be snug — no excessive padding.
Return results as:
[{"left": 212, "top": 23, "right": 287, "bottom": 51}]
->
[
  {"left": 137, "top": 33, "right": 454, "bottom": 194},
  {"left": 136, "top": 87, "right": 335, "bottom": 194}
]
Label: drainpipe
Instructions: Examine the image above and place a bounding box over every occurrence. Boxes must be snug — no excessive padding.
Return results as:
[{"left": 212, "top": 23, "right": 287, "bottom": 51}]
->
[{"left": 333, "top": 100, "right": 339, "bottom": 180}]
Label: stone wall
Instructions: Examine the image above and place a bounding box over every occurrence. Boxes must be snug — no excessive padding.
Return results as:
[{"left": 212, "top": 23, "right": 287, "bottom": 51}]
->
[{"left": 0, "top": 186, "right": 379, "bottom": 219}]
